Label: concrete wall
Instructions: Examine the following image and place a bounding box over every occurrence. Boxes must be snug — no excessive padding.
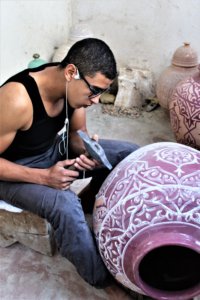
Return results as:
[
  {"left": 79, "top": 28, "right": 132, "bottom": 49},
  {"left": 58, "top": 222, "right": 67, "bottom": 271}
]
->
[
  {"left": 1, "top": 0, "right": 200, "bottom": 84},
  {"left": 0, "top": 0, "right": 72, "bottom": 84}
]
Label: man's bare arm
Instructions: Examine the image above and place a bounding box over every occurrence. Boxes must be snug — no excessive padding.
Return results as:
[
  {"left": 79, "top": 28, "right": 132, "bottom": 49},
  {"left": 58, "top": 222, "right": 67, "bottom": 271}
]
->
[
  {"left": 0, "top": 157, "right": 79, "bottom": 190},
  {"left": 0, "top": 83, "right": 79, "bottom": 189}
]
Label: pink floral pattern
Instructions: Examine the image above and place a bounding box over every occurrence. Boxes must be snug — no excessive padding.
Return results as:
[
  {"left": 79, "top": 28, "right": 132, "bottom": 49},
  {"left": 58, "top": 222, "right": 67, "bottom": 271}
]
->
[
  {"left": 93, "top": 143, "right": 200, "bottom": 293},
  {"left": 169, "top": 75, "right": 200, "bottom": 150}
]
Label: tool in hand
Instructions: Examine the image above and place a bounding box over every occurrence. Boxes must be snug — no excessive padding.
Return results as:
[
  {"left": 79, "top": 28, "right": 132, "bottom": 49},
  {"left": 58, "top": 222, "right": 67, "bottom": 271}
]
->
[{"left": 77, "top": 130, "right": 112, "bottom": 170}]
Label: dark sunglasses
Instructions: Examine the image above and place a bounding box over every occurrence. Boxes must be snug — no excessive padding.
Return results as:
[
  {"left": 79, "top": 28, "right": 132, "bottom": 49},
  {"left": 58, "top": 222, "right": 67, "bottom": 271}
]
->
[{"left": 78, "top": 71, "right": 110, "bottom": 99}]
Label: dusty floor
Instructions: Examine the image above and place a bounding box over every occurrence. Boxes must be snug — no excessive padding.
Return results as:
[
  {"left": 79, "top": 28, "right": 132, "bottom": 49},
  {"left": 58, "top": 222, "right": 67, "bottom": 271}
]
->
[
  {"left": 87, "top": 103, "right": 175, "bottom": 146},
  {"left": 0, "top": 104, "right": 176, "bottom": 300}
]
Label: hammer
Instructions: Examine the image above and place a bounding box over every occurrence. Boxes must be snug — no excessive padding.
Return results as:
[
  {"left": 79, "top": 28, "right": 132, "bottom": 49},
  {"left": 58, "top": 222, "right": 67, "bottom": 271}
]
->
[{"left": 77, "top": 130, "right": 112, "bottom": 170}]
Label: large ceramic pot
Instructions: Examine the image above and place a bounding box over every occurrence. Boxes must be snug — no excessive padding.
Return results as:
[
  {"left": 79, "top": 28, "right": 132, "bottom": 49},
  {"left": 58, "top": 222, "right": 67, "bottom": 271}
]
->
[
  {"left": 156, "top": 43, "right": 199, "bottom": 110},
  {"left": 93, "top": 142, "right": 200, "bottom": 300},
  {"left": 169, "top": 64, "right": 200, "bottom": 150}
]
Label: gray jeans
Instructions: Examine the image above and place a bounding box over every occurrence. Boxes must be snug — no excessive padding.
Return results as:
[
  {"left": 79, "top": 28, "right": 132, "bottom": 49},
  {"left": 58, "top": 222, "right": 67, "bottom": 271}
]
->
[{"left": 0, "top": 136, "right": 139, "bottom": 287}]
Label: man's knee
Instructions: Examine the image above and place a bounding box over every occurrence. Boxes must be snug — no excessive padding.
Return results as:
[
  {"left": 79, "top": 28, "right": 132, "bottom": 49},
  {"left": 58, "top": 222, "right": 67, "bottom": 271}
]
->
[
  {"left": 121, "top": 141, "right": 139, "bottom": 156},
  {"left": 112, "top": 141, "right": 140, "bottom": 165},
  {"left": 45, "top": 190, "right": 82, "bottom": 222}
]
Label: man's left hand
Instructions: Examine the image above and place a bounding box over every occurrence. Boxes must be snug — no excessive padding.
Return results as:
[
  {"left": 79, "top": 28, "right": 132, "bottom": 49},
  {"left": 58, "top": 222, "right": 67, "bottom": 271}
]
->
[{"left": 73, "top": 154, "right": 100, "bottom": 171}]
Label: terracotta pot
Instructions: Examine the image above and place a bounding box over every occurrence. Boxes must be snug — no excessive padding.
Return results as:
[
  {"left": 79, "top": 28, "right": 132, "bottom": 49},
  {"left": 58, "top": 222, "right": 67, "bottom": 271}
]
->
[
  {"left": 93, "top": 142, "right": 200, "bottom": 300},
  {"left": 169, "top": 64, "right": 200, "bottom": 150},
  {"left": 156, "top": 43, "right": 199, "bottom": 110}
]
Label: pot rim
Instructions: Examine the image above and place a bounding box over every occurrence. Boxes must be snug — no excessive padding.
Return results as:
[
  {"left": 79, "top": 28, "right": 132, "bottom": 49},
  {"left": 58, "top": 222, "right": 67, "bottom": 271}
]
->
[{"left": 123, "top": 222, "right": 200, "bottom": 299}]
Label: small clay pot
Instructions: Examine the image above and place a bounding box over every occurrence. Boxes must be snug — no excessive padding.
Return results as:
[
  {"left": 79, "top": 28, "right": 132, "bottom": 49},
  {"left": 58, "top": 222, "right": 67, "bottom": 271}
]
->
[
  {"left": 156, "top": 43, "right": 199, "bottom": 110},
  {"left": 169, "top": 64, "right": 200, "bottom": 150}
]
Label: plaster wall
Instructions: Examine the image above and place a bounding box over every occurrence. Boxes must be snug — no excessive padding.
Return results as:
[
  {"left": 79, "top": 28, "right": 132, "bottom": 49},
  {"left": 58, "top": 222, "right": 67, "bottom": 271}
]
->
[
  {"left": 72, "top": 0, "right": 200, "bottom": 79},
  {"left": 0, "top": 0, "right": 200, "bottom": 84},
  {"left": 0, "top": 0, "right": 72, "bottom": 84}
]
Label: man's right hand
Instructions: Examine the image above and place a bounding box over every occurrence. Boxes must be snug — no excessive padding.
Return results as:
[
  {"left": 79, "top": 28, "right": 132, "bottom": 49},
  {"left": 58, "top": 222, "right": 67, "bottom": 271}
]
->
[
  {"left": 46, "top": 159, "right": 79, "bottom": 190},
  {"left": 0, "top": 157, "right": 80, "bottom": 190}
]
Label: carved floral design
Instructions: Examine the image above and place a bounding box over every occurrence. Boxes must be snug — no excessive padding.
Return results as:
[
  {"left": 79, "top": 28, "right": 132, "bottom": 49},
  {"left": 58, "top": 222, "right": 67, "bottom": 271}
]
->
[
  {"left": 169, "top": 75, "right": 200, "bottom": 150},
  {"left": 93, "top": 143, "right": 200, "bottom": 292}
]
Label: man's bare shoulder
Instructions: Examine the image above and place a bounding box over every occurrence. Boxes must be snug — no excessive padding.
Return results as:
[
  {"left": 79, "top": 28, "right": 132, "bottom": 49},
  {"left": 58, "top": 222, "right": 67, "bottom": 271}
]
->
[
  {"left": 0, "top": 81, "right": 33, "bottom": 130},
  {"left": 1, "top": 81, "right": 31, "bottom": 105}
]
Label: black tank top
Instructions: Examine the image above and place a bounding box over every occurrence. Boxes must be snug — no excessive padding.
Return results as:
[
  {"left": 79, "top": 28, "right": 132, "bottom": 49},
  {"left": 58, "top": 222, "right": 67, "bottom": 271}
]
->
[{"left": 1, "top": 63, "right": 74, "bottom": 161}]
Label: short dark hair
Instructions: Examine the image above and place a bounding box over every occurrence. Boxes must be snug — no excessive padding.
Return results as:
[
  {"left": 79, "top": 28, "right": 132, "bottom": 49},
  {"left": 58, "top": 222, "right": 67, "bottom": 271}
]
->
[{"left": 59, "top": 38, "right": 117, "bottom": 80}]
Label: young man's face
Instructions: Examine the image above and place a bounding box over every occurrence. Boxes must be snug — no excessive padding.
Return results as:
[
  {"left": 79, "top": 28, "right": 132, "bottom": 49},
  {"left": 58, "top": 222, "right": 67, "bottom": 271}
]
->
[{"left": 67, "top": 71, "right": 113, "bottom": 109}]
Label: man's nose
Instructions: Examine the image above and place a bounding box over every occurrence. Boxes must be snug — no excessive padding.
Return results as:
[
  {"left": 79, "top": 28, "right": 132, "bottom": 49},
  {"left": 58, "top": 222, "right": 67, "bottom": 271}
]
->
[{"left": 91, "top": 95, "right": 101, "bottom": 104}]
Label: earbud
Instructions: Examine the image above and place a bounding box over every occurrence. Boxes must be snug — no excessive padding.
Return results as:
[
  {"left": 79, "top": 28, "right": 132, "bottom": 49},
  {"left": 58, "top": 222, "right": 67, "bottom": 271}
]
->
[
  {"left": 74, "top": 73, "right": 79, "bottom": 80},
  {"left": 73, "top": 68, "right": 80, "bottom": 80}
]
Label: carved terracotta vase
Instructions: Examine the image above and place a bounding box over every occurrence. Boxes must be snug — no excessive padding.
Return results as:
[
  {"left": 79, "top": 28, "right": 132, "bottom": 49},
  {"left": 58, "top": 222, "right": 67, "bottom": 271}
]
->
[
  {"left": 169, "top": 64, "right": 200, "bottom": 150},
  {"left": 93, "top": 142, "right": 200, "bottom": 300},
  {"left": 156, "top": 43, "right": 199, "bottom": 110}
]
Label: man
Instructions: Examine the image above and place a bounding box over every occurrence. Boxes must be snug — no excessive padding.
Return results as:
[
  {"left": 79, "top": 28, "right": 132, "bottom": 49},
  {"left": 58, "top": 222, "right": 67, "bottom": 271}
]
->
[{"left": 0, "top": 38, "right": 139, "bottom": 287}]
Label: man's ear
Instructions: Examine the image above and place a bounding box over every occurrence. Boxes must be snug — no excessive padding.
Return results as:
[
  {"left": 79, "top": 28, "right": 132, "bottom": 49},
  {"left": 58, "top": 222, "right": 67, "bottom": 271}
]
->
[{"left": 64, "top": 64, "right": 78, "bottom": 81}]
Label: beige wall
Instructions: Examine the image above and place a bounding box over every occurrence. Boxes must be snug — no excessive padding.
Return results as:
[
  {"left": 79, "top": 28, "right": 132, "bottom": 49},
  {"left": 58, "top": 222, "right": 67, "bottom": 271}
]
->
[
  {"left": 0, "top": 0, "right": 72, "bottom": 83},
  {"left": 1, "top": 0, "right": 200, "bottom": 83},
  {"left": 72, "top": 0, "right": 200, "bottom": 79}
]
